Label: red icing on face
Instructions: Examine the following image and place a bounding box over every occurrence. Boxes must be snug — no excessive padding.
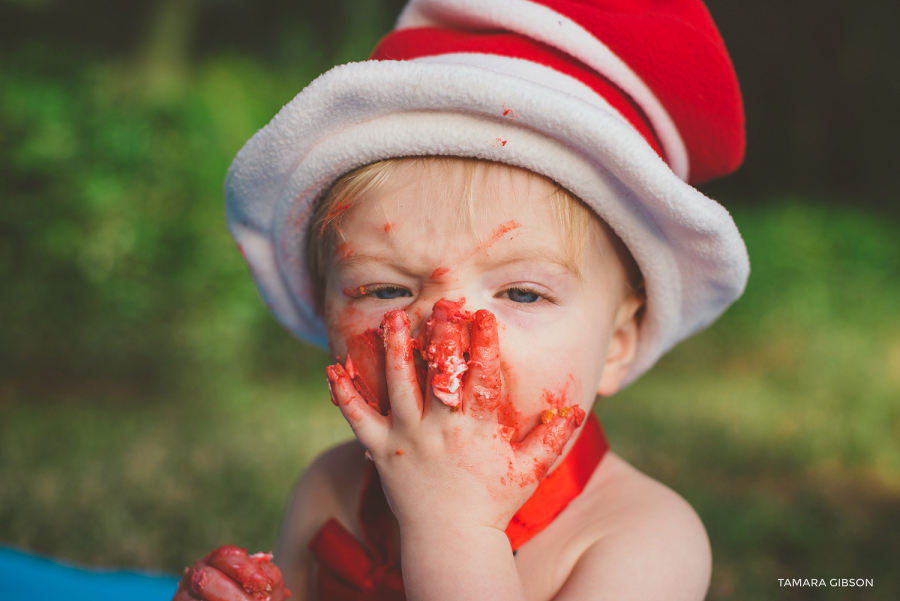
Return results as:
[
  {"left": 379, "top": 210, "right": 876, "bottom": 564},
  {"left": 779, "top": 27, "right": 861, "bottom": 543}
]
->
[
  {"left": 491, "top": 219, "right": 521, "bottom": 239},
  {"left": 334, "top": 242, "right": 353, "bottom": 260},
  {"left": 342, "top": 286, "right": 367, "bottom": 298},
  {"left": 478, "top": 219, "right": 522, "bottom": 252},
  {"left": 323, "top": 202, "right": 352, "bottom": 222},
  {"left": 345, "top": 328, "right": 390, "bottom": 415},
  {"left": 429, "top": 266, "right": 450, "bottom": 280},
  {"left": 541, "top": 388, "right": 565, "bottom": 410}
]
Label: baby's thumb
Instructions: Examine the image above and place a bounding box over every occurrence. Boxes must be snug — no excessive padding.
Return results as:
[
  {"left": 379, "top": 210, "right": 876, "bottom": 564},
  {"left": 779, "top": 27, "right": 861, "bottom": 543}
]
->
[{"left": 517, "top": 407, "right": 586, "bottom": 480}]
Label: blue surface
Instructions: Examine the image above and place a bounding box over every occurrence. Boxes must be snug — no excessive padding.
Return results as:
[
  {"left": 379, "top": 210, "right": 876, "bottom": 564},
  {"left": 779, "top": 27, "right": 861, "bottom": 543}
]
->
[{"left": 0, "top": 546, "right": 179, "bottom": 600}]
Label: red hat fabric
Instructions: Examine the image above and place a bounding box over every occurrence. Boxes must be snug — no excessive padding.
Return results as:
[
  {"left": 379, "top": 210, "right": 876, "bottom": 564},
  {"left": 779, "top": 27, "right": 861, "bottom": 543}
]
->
[
  {"left": 384, "top": 0, "right": 745, "bottom": 183},
  {"left": 224, "top": 0, "right": 749, "bottom": 385}
]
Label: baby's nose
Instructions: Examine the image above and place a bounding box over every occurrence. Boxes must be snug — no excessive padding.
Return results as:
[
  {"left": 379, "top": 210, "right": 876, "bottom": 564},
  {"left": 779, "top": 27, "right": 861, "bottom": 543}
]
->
[{"left": 404, "top": 296, "right": 472, "bottom": 339}]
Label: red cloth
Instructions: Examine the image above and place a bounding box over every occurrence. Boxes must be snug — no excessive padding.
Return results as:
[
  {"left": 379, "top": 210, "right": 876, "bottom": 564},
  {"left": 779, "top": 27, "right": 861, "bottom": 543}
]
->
[
  {"left": 308, "top": 414, "right": 609, "bottom": 600},
  {"left": 373, "top": 28, "right": 666, "bottom": 160},
  {"left": 372, "top": 0, "right": 744, "bottom": 184}
]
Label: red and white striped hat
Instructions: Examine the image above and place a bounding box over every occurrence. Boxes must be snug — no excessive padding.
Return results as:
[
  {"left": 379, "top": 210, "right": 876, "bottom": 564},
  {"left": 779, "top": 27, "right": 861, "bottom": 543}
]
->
[{"left": 225, "top": 0, "right": 749, "bottom": 385}]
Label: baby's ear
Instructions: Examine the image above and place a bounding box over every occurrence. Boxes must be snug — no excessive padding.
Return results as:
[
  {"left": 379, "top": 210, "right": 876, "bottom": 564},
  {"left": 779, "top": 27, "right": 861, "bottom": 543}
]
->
[{"left": 596, "top": 295, "right": 644, "bottom": 397}]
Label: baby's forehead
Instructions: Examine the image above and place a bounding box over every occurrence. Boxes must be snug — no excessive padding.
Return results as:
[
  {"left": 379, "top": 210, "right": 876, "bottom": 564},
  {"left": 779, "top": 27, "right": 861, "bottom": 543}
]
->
[
  {"left": 359, "top": 159, "right": 586, "bottom": 222},
  {"left": 327, "top": 158, "right": 625, "bottom": 279},
  {"left": 371, "top": 158, "right": 561, "bottom": 210}
]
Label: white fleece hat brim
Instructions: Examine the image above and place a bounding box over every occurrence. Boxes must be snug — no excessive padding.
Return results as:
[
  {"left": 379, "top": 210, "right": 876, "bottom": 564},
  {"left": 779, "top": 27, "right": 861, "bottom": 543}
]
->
[{"left": 225, "top": 57, "right": 749, "bottom": 385}]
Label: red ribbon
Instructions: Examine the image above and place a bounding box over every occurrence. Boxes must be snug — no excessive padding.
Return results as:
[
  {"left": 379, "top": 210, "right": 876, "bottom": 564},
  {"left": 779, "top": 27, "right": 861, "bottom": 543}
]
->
[
  {"left": 506, "top": 412, "right": 608, "bottom": 550},
  {"left": 308, "top": 413, "right": 609, "bottom": 600}
]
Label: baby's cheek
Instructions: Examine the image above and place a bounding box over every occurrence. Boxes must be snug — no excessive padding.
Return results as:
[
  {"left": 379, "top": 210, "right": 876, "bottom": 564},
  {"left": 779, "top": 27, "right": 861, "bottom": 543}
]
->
[
  {"left": 346, "top": 328, "right": 390, "bottom": 414},
  {"left": 325, "top": 303, "right": 368, "bottom": 358},
  {"left": 500, "top": 350, "right": 587, "bottom": 426}
]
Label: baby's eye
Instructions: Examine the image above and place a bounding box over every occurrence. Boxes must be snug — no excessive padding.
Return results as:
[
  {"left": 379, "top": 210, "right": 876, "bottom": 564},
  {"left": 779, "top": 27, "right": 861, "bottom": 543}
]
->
[
  {"left": 504, "top": 287, "right": 541, "bottom": 304},
  {"left": 369, "top": 285, "right": 412, "bottom": 300}
]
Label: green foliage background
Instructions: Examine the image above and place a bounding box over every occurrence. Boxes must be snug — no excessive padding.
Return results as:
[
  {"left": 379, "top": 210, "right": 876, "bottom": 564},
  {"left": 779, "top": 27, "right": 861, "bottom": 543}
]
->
[{"left": 1, "top": 1, "right": 899, "bottom": 600}]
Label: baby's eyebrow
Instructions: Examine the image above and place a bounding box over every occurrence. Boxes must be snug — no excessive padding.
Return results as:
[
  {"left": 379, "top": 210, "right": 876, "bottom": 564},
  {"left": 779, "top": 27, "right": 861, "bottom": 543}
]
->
[
  {"left": 333, "top": 253, "right": 379, "bottom": 267},
  {"left": 332, "top": 246, "right": 579, "bottom": 278},
  {"left": 477, "top": 247, "right": 579, "bottom": 276},
  {"left": 332, "top": 253, "right": 422, "bottom": 275}
]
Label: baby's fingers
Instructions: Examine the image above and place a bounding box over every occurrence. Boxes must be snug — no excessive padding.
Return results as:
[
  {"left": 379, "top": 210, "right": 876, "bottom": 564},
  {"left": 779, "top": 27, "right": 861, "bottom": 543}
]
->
[
  {"left": 206, "top": 546, "right": 276, "bottom": 598},
  {"left": 419, "top": 300, "right": 470, "bottom": 411},
  {"left": 465, "top": 309, "right": 502, "bottom": 419},
  {"left": 382, "top": 310, "right": 424, "bottom": 427},
  {"left": 175, "top": 565, "right": 251, "bottom": 601},
  {"left": 326, "top": 363, "right": 388, "bottom": 449},
  {"left": 517, "top": 406, "right": 586, "bottom": 480},
  {"left": 257, "top": 559, "right": 291, "bottom": 601}
]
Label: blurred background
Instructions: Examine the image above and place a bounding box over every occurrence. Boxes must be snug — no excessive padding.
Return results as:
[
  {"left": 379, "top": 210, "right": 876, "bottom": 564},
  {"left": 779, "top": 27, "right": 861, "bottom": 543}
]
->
[{"left": 1, "top": 0, "right": 898, "bottom": 599}]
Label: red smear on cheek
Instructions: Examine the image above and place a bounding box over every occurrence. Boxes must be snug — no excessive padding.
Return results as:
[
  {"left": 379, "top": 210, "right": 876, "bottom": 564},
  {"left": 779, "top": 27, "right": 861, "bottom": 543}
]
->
[
  {"left": 335, "top": 242, "right": 353, "bottom": 260},
  {"left": 542, "top": 389, "right": 566, "bottom": 410},
  {"left": 330, "top": 305, "right": 366, "bottom": 360},
  {"left": 429, "top": 266, "right": 450, "bottom": 279},
  {"left": 383, "top": 222, "right": 394, "bottom": 233},
  {"left": 346, "top": 328, "right": 390, "bottom": 415}
]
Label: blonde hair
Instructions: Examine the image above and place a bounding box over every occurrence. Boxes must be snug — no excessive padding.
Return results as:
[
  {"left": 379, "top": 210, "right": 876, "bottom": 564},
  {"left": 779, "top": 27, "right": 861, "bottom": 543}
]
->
[{"left": 306, "top": 157, "right": 643, "bottom": 314}]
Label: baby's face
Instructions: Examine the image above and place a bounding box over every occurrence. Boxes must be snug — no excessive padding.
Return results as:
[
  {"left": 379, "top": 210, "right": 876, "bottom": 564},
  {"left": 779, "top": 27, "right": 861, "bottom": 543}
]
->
[{"left": 323, "top": 160, "right": 637, "bottom": 438}]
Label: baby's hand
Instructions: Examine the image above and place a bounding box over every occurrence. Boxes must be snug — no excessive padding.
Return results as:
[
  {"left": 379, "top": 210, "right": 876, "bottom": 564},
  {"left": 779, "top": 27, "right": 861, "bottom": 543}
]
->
[
  {"left": 172, "top": 545, "right": 291, "bottom": 601},
  {"left": 326, "top": 302, "right": 584, "bottom": 534}
]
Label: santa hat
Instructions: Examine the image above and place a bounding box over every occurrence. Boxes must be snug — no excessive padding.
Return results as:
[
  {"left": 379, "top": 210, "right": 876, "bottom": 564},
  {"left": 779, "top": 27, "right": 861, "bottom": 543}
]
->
[{"left": 225, "top": 0, "right": 749, "bottom": 385}]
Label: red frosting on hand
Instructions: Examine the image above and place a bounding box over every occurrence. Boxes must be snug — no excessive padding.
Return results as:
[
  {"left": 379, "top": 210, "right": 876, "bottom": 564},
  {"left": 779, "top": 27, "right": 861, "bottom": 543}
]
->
[
  {"left": 466, "top": 309, "right": 503, "bottom": 414},
  {"left": 345, "top": 328, "right": 390, "bottom": 415},
  {"left": 173, "top": 545, "right": 291, "bottom": 601},
  {"left": 415, "top": 299, "right": 474, "bottom": 407},
  {"left": 333, "top": 299, "right": 582, "bottom": 444}
]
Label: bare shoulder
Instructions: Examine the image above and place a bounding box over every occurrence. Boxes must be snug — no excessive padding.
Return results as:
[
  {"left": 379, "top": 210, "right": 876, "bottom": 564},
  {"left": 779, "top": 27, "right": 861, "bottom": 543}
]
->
[
  {"left": 535, "top": 452, "right": 711, "bottom": 601},
  {"left": 275, "top": 439, "right": 368, "bottom": 600},
  {"left": 285, "top": 438, "right": 369, "bottom": 528}
]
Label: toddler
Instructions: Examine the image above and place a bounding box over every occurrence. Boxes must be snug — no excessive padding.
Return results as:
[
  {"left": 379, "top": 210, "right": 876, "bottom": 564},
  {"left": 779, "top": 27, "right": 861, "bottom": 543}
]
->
[{"left": 174, "top": 1, "right": 748, "bottom": 600}]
